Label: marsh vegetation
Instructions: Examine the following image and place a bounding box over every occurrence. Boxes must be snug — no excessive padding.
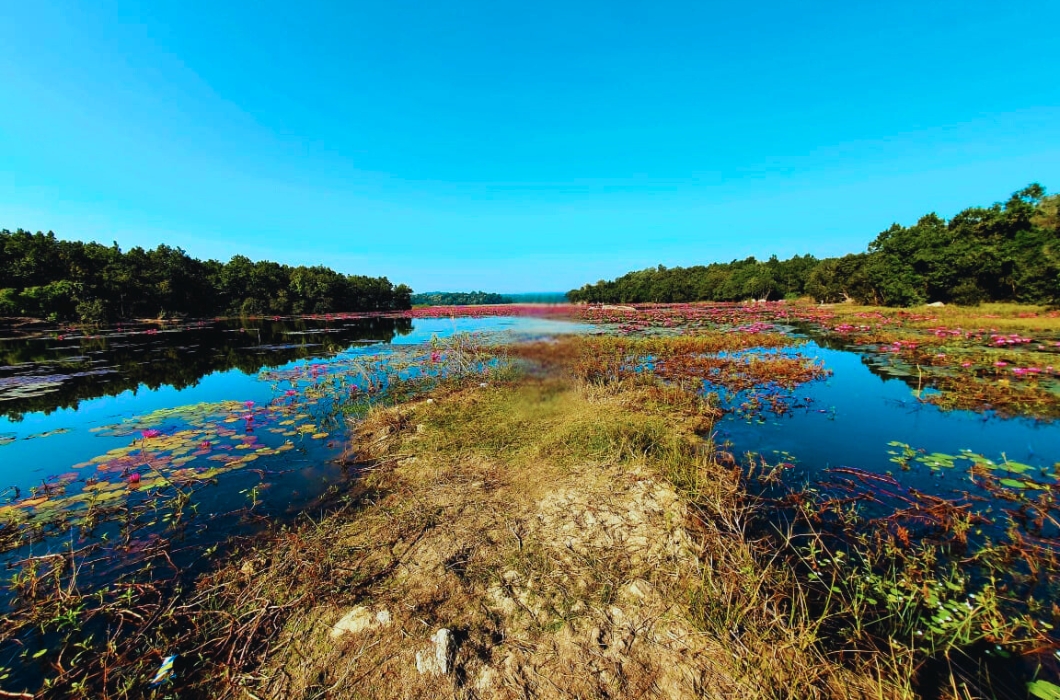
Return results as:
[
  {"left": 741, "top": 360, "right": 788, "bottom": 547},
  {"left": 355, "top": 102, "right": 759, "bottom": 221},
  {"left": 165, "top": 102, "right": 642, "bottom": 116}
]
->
[{"left": 0, "top": 304, "right": 1057, "bottom": 698}]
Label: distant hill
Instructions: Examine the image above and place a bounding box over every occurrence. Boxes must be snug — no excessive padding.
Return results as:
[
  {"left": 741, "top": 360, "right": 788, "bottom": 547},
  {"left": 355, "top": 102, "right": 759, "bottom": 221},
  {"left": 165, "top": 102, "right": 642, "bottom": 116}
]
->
[
  {"left": 411, "top": 291, "right": 513, "bottom": 306},
  {"left": 411, "top": 291, "right": 570, "bottom": 306},
  {"left": 505, "top": 292, "right": 569, "bottom": 304}
]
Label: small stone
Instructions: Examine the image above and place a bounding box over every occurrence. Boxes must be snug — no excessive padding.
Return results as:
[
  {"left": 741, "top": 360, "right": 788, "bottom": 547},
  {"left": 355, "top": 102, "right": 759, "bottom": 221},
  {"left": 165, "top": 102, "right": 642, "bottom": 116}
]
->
[
  {"left": 475, "top": 666, "right": 498, "bottom": 692},
  {"left": 624, "top": 579, "right": 653, "bottom": 601},
  {"left": 415, "top": 628, "right": 456, "bottom": 675},
  {"left": 330, "top": 606, "right": 391, "bottom": 639}
]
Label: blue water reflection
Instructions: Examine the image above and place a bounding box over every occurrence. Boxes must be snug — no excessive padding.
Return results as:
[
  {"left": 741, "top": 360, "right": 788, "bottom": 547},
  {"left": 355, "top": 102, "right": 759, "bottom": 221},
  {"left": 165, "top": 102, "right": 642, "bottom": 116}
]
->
[
  {"left": 716, "top": 341, "right": 1059, "bottom": 497},
  {"left": 0, "top": 316, "right": 592, "bottom": 494}
]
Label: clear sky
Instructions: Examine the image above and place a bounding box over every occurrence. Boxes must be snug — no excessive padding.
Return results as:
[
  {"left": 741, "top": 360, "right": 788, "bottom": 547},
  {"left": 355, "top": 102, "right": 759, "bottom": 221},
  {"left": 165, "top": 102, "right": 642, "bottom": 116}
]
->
[{"left": 1, "top": 1, "right": 1058, "bottom": 293}]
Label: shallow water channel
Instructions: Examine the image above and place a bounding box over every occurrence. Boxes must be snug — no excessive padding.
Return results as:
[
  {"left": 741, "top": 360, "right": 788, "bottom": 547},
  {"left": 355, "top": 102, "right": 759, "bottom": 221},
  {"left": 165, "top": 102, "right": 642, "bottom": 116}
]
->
[{"left": 715, "top": 338, "right": 1059, "bottom": 500}]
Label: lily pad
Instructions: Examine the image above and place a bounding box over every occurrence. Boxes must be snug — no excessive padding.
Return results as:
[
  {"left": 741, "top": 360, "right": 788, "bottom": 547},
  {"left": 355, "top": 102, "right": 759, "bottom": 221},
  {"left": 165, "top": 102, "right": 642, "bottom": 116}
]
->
[{"left": 1028, "top": 679, "right": 1060, "bottom": 700}]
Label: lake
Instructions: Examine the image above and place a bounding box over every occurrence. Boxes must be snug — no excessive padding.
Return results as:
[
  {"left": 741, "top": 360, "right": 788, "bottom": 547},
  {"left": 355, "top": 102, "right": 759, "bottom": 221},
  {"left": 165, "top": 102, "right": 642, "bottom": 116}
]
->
[
  {"left": 715, "top": 338, "right": 1059, "bottom": 504},
  {"left": 0, "top": 314, "right": 593, "bottom": 687},
  {"left": 1, "top": 310, "right": 1058, "bottom": 693}
]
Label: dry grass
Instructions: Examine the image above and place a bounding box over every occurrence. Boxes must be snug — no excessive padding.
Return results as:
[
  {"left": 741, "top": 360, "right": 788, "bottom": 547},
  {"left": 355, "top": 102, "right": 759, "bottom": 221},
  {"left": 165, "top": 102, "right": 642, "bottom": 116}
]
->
[
  {"left": 192, "top": 363, "right": 915, "bottom": 699},
  {"left": 828, "top": 303, "right": 1060, "bottom": 331}
]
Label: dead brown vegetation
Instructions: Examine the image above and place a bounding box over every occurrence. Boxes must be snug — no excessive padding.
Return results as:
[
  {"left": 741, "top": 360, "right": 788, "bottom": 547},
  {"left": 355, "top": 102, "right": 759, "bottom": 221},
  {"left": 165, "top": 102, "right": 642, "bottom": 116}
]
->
[{"left": 183, "top": 356, "right": 912, "bottom": 699}]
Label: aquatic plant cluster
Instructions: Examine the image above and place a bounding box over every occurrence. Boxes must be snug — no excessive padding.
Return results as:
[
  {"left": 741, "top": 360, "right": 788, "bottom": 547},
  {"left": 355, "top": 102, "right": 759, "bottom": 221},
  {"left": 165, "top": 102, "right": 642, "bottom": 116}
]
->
[
  {"left": 814, "top": 313, "right": 1060, "bottom": 420},
  {"left": 402, "top": 302, "right": 576, "bottom": 319},
  {"left": 546, "top": 332, "right": 831, "bottom": 425},
  {"left": 566, "top": 304, "right": 1060, "bottom": 694},
  {"left": 0, "top": 339, "right": 502, "bottom": 548},
  {"left": 1, "top": 303, "right": 1058, "bottom": 697},
  {"left": 1, "top": 398, "right": 324, "bottom": 552},
  {"left": 566, "top": 301, "right": 1060, "bottom": 421},
  {"left": 749, "top": 442, "right": 1060, "bottom": 700},
  {"left": 0, "top": 334, "right": 510, "bottom": 695}
]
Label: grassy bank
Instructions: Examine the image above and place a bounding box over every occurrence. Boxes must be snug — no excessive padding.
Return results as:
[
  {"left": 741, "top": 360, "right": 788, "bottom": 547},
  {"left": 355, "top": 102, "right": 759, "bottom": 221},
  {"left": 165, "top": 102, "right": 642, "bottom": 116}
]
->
[
  {"left": 161, "top": 336, "right": 918, "bottom": 699},
  {"left": 5, "top": 328, "right": 1054, "bottom": 698},
  {"left": 825, "top": 302, "right": 1060, "bottom": 332},
  {"left": 190, "top": 395, "right": 862, "bottom": 696}
]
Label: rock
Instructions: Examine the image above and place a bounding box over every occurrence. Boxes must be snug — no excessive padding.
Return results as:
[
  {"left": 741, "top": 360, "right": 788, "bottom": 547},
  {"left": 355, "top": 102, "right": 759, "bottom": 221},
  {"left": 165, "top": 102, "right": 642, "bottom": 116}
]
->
[
  {"left": 927, "top": 301, "right": 945, "bottom": 307},
  {"left": 329, "top": 606, "right": 391, "bottom": 639},
  {"left": 624, "top": 579, "right": 654, "bottom": 601},
  {"left": 475, "top": 666, "right": 498, "bottom": 693},
  {"left": 415, "top": 628, "right": 456, "bottom": 676}
]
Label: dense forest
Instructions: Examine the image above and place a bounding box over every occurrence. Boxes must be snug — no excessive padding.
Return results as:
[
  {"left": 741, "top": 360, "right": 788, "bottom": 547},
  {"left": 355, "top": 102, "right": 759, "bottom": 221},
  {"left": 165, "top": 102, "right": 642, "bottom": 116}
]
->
[
  {"left": 568, "top": 184, "right": 1060, "bottom": 306},
  {"left": 411, "top": 291, "right": 512, "bottom": 306},
  {"left": 0, "top": 230, "right": 412, "bottom": 322}
]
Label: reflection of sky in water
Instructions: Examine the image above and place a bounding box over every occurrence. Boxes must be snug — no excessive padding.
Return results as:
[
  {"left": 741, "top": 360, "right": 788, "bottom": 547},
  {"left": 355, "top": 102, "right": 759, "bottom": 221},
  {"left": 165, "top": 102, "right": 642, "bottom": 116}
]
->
[
  {"left": 388, "top": 316, "right": 595, "bottom": 344},
  {"left": 0, "top": 316, "right": 593, "bottom": 491},
  {"left": 716, "top": 341, "right": 1060, "bottom": 497},
  {"left": 1, "top": 320, "right": 1057, "bottom": 503}
]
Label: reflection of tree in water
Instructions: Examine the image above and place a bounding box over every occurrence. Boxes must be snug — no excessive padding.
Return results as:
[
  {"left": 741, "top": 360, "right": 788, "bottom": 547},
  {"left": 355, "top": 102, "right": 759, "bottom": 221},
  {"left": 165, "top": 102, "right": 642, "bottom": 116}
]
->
[
  {"left": 785, "top": 323, "right": 927, "bottom": 393},
  {"left": 857, "top": 356, "right": 924, "bottom": 390},
  {"left": 0, "top": 317, "right": 413, "bottom": 421}
]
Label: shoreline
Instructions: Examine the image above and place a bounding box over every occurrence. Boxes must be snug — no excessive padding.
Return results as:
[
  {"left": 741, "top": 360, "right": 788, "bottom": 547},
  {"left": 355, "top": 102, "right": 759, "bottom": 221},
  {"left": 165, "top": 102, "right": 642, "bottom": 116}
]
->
[
  {"left": 163, "top": 366, "right": 901, "bottom": 698},
  {"left": 1, "top": 312, "right": 1058, "bottom": 697}
]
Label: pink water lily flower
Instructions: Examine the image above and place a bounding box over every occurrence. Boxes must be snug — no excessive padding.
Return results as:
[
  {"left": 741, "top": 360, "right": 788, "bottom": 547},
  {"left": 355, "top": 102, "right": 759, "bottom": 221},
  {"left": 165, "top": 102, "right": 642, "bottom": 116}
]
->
[{"left": 141, "top": 429, "right": 161, "bottom": 439}]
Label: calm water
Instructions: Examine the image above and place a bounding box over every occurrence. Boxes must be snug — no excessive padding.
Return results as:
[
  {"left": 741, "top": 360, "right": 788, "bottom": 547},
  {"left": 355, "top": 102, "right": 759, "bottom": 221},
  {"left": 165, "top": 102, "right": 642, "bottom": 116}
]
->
[
  {"left": 2, "top": 316, "right": 1057, "bottom": 554},
  {"left": 1, "top": 314, "right": 1058, "bottom": 692},
  {"left": 0, "top": 315, "right": 592, "bottom": 617},
  {"left": 0, "top": 315, "right": 589, "bottom": 492},
  {"left": 716, "top": 340, "right": 1059, "bottom": 494}
]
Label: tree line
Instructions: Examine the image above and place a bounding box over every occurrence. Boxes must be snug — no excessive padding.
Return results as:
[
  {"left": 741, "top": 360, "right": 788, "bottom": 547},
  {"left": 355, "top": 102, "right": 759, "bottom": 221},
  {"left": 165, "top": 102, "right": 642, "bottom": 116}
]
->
[
  {"left": 0, "top": 231, "right": 413, "bottom": 322},
  {"left": 410, "top": 291, "right": 512, "bottom": 306},
  {"left": 568, "top": 184, "right": 1060, "bottom": 306}
]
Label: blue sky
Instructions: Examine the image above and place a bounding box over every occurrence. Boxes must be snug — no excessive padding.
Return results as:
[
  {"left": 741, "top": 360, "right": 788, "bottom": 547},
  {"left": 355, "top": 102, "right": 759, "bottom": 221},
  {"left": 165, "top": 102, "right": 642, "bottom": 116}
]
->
[{"left": 1, "top": 1, "right": 1058, "bottom": 293}]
